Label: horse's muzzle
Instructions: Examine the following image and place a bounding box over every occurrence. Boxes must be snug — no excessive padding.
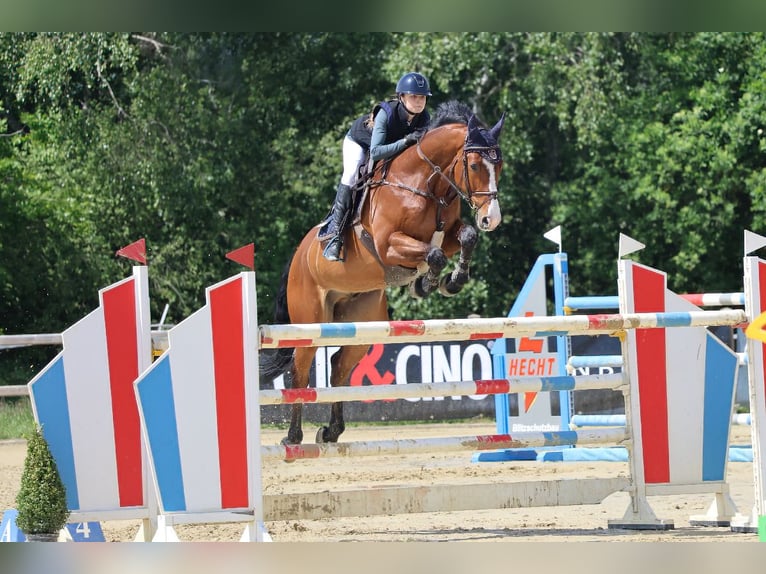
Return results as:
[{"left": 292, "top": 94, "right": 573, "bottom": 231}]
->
[{"left": 476, "top": 199, "right": 501, "bottom": 231}]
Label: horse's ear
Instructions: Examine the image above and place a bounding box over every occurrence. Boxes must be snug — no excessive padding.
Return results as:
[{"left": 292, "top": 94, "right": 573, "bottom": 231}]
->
[
  {"left": 489, "top": 112, "right": 506, "bottom": 141},
  {"left": 467, "top": 114, "right": 482, "bottom": 132}
]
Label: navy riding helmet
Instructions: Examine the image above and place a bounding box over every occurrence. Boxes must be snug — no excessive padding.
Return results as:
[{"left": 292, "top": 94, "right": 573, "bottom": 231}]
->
[{"left": 396, "top": 72, "right": 432, "bottom": 96}]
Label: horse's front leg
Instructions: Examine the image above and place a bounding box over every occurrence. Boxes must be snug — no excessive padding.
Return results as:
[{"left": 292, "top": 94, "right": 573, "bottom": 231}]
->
[
  {"left": 439, "top": 224, "right": 478, "bottom": 297},
  {"left": 319, "top": 402, "right": 345, "bottom": 444},
  {"left": 382, "top": 231, "right": 447, "bottom": 298},
  {"left": 410, "top": 245, "right": 448, "bottom": 298}
]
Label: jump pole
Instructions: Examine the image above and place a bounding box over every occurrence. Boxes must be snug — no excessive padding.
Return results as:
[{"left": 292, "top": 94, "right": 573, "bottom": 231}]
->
[
  {"left": 259, "top": 373, "right": 625, "bottom": 405},
  {"left": 259, "top": 309, "right": 745, "bottom": 346}
]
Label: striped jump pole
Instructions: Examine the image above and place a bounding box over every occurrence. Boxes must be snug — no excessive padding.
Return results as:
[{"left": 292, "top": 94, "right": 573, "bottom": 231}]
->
[
  {"left": 263, "top": 427, "right": 628, "bottom": 462},
  {"left": 564, "top": 292, "right": 745, "bottom": 312},
  {"left": 570, "top": 413, "right": 752, "bottom": 428},
  {"left": 259, "top": 309, "right": 746, "bottom": 349},
  {"left": 259, "top": 373, "right": 626, "bottom": 405}
]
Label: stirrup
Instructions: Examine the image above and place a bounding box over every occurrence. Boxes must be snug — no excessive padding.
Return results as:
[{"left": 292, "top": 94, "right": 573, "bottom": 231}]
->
[{"left": 323, "top": 236, "right": 344, "bottom": 262}]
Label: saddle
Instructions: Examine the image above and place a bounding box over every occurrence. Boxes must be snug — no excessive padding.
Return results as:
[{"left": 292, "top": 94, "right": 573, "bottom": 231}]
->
[
  {"left": 315, "top": 159, "right": 420, "bottom": 285},
  {"left": 317, "top": 156, "right": 387, "bottom": 241}
]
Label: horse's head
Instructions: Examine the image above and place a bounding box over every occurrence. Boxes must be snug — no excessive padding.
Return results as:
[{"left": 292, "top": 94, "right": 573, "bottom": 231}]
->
[
  {"left": 388, "top": 101, "right": 506, "bottom": 233},
  {"left": 460, "top": 113, "right": 505, "bottom": 232}
]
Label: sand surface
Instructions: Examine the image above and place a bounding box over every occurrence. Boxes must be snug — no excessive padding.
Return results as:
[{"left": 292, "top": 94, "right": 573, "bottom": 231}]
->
[{"left": 1, "top": 421, "right": 760, "bottom": 543}]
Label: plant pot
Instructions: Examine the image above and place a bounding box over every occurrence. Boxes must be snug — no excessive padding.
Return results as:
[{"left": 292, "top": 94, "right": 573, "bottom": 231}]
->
[{"left": 25, "top": 532, "right": 59, "bottom": 542}]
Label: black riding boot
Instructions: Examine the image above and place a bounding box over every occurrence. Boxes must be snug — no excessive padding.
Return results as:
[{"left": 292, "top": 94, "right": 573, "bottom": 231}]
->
[{"left": 323, "top": 183, "right": 353, "bottom": 261}]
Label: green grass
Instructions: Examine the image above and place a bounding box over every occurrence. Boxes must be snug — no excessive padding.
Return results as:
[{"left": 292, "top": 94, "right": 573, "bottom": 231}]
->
[{"left": 0, "top": 398, "right": 35, "bottom": 440}]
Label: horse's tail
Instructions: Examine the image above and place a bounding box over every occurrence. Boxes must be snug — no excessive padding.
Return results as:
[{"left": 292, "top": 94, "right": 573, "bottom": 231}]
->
[{"left": 259, "top": 253, "right": 295, "bottom": 381}]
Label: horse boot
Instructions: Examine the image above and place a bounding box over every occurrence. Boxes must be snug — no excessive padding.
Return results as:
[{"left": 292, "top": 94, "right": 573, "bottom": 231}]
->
[{"left": 323, "top": 183, "right": 353, "bottom": 262}]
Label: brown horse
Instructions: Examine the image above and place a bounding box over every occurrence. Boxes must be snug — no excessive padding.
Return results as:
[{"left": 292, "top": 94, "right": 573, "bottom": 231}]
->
[{"left": 261, "top": 100, "right": 506, "bottom": 446}]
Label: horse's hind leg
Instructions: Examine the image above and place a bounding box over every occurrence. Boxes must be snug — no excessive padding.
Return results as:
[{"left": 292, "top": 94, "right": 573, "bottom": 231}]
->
[
  {"left": 440, "top": 225, "right": 478, "bottom": 297},
  {"left": 282, "top": 347, "right": 316, "bottom": 445},
  {"left": 316, "top": 343, "right": 371, "bottom": 443},
  {"left": 316, "top": 290, "right": 388, "bottom": 443},
  {"left": 284, "top": 405, "right": 303, "bottom": 446}
]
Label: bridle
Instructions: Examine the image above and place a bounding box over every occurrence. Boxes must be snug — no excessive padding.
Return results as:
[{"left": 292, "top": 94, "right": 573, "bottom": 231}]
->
[{"left": 368, "top": 128, "right": 501, "bottom": 230}]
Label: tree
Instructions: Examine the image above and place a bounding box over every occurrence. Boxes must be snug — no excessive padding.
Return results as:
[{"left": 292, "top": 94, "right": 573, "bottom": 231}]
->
[
  {"left": 15, "top": 425, "right": 69, "bottom": 539},
  {"left": 3, "top": 32, "right": 766, "bottom": 383}
]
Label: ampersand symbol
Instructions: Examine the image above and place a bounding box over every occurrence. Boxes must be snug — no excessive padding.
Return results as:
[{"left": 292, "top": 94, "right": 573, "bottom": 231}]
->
[{"left": 350, "top": 344, "right": 396, "bottom": 401}]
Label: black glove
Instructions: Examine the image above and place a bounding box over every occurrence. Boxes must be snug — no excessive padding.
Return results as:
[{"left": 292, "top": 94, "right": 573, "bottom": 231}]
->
[{"left": 404, "top": 129, "right": 426, "bottom": 146}]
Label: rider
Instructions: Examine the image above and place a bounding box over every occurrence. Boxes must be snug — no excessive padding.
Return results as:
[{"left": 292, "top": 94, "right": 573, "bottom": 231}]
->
[{"left": 322, "top": 71, "right": 432, "bottom": 262}]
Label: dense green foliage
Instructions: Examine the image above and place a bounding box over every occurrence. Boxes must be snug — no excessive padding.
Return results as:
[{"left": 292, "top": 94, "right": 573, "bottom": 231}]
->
[
  {"left": 2, "top": 32, "right": 765, "bottom": 385},
  {"left": 15, "top": 424, "right": 70, "bottom": 535}
]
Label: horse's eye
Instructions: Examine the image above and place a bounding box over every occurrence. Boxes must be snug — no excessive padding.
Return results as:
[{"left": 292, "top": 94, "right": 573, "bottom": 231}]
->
[{"left": 470, "top": 163, "right": 479, "bottom": 172}]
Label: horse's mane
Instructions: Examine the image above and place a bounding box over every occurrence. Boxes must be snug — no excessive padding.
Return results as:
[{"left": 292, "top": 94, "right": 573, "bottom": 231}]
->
[
  {"left": 428, "top": 100, "right": 475, "bottom": 129},
  {"left": 427, "top": 100, "right": 500, "bottom": 154}
]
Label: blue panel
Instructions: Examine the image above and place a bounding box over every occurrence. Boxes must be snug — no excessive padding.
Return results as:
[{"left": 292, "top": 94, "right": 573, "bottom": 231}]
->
[
  {"left": 30, "top": 356, "right": 79, "bottom": 510},
  {"left": 136, "top": 356, "right": 186, "bottom": 511},
  {"left": 65, "top": 521, "right": 105, "bottom": 542},
  {"left": 0, "top": 509, "right": 26, "bottom": 542},
  {"left": 702, "top": 333, "right": 738, "bottom": 481}
]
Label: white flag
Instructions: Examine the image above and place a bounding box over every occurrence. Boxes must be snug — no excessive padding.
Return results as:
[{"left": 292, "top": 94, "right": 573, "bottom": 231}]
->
[{"left": 618, "top": 233, "right": 645, "bottom": 258}]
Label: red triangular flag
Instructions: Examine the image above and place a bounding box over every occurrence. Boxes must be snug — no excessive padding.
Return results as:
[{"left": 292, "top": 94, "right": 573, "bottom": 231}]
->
[
  {"left": 226, "top": 243, "right": 254, "bottom": 270},
  {"left": 116, "top": 238, "right": 147, "bottom": 264}
]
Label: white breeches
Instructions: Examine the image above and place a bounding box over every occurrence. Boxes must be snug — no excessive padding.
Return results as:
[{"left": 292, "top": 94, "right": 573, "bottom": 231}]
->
[{"left": 340, "top": 136, "right": 367, "bottom": 187}]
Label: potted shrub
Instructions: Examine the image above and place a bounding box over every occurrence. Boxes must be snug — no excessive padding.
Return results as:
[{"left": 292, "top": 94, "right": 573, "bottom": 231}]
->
[{"left": 15, "top": 424, "right": 70, "bottom": 542}]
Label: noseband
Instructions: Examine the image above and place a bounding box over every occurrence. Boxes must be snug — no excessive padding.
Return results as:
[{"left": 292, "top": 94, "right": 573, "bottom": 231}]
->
[{"left": 415, "top": 134, "right": 500, "bottom": 209}]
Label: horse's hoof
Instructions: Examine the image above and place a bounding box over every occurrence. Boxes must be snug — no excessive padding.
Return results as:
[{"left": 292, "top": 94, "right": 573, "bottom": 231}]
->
[
  {"left": 316, "top": 427, "right": 327, "bottom": 443},
  {"left": 409, "top": 278, "right": 432, "bottom": 299},
  {"left": 438, "top": 277, "right": 459, "bottom": 297},
  {"left": 439, "top": 272, "right": 469, "bottom": 297}
]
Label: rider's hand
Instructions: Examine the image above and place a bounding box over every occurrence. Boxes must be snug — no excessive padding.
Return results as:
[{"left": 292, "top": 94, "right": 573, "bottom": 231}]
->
[{"left": 404, "top": 129, "right": 426, "bottom": 146}]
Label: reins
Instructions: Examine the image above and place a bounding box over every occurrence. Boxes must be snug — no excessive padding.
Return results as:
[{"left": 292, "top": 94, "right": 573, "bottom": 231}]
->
[{"left": 366, "top": 129, "right": 499, "bottom": 230}]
